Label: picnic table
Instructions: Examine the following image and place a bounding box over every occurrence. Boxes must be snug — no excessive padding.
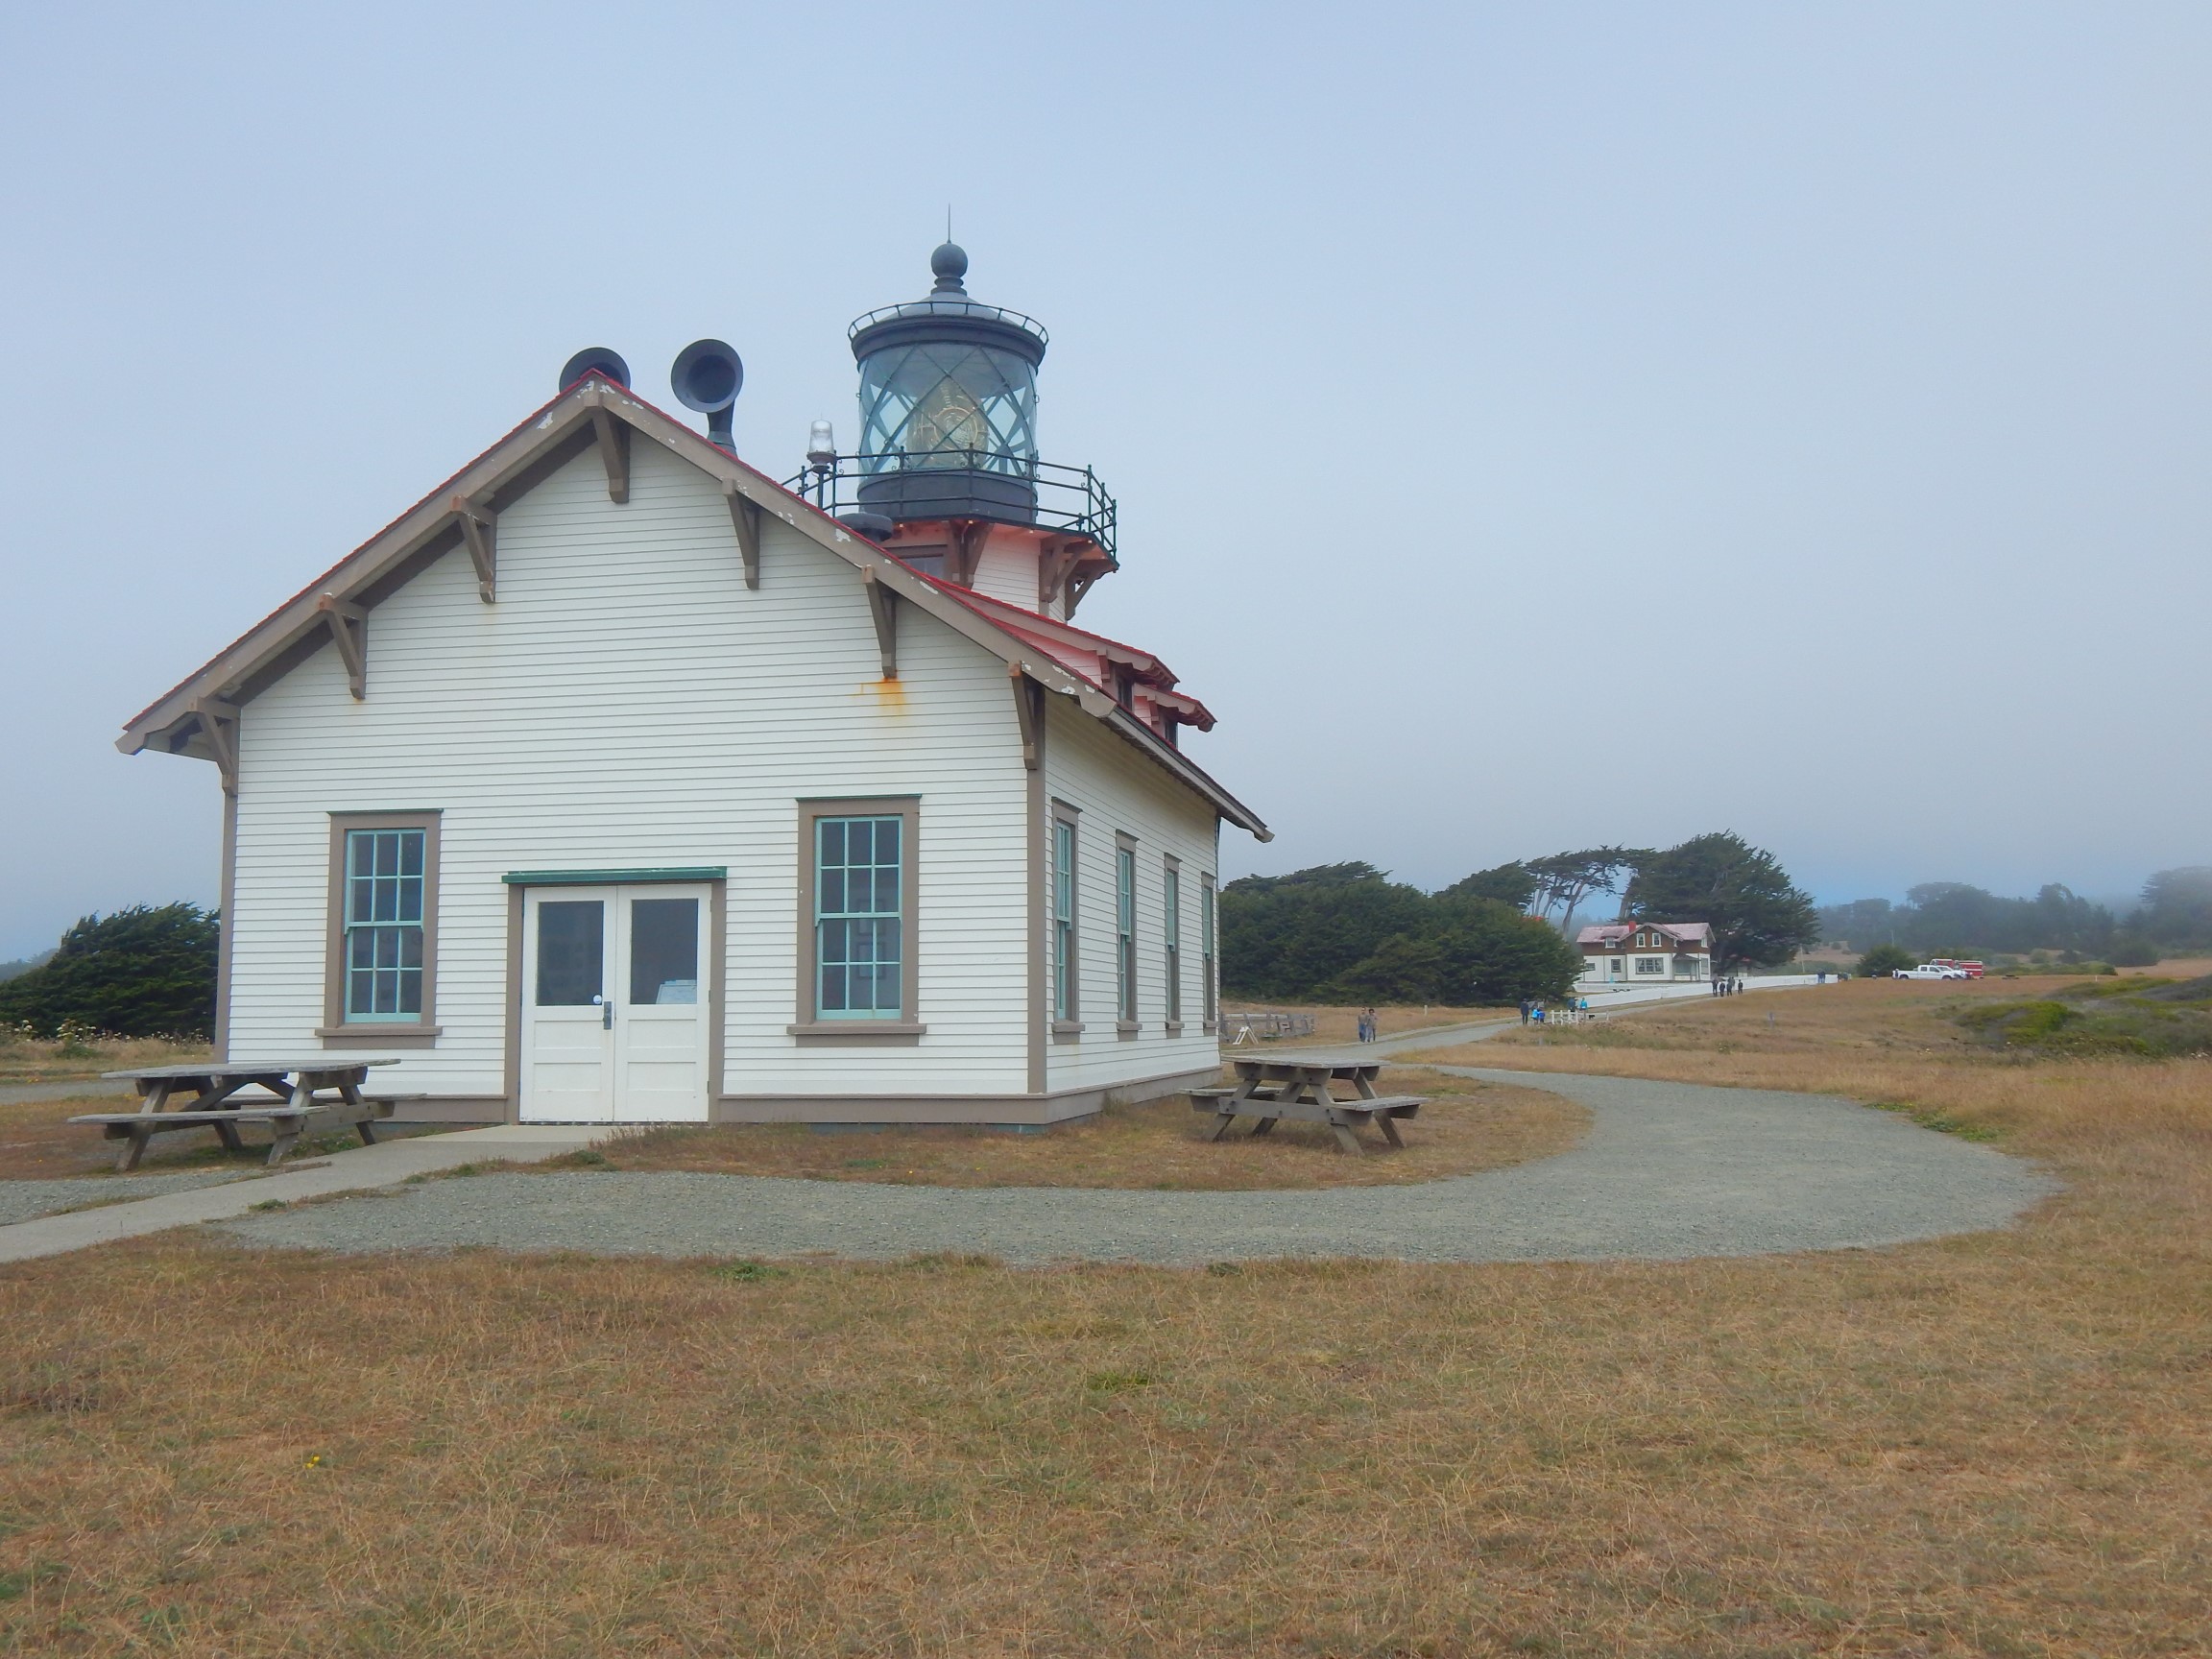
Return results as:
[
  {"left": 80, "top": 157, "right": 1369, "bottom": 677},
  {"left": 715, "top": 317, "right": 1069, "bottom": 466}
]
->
[
  {"left": 69, "top": 1059, "right": 413, "bottom": 1171},
  {"left": 1190, "top": 1059, "right": 1425, "bottom": 1155}
]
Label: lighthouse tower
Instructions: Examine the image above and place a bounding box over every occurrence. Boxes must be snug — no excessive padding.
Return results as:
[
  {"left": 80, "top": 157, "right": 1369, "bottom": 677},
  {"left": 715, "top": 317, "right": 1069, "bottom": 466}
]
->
[{"left": 795, "top": 244, "right": 1118, "bottom": 619}]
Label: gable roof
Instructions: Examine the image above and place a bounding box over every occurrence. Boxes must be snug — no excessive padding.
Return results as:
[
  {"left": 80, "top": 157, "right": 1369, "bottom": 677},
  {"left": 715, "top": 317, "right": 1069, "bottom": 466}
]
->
[
  {"left": 117, "top": 374, "right": 1269, "bottom": 841},
  {"left": 1577, "top": 922, "right": 1714, "bottom": 948}
]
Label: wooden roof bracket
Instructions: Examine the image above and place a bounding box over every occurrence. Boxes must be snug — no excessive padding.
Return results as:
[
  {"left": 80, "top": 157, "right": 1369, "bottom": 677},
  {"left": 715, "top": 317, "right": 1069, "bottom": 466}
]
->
[
  {"left": 316, "top": 593, "right": 367, "bottom": 700},
  {"left": 862, "top": 566, "right": 898, "bottom": 678},
  {"left": 1065, "top": 566, "right": 1103, "bottom": 618},
  {"left": 1037, "top": 541, "right": 1078, "bottom": 612},
  {"left": 948, "top": 520, "right": 988, "bottom": 588},
  {"left": 1010, "top": 664, "right": 1043, "bottom": 771},
  {"left": 725, "top": 485, "right": 761, "bottom": 589},
  {"left": 589, "top": 408, "right": 631, "bottom": 504},
  {"left": 190, "top": 697, "right": 240, "bottom": 795},
  {"left": 452, "top": 496, "right": 496, "bottom": 602}
]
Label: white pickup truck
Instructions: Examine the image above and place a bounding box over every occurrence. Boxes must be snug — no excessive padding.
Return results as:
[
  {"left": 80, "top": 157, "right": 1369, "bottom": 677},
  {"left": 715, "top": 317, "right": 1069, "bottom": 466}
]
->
[{"left": 1893, "top": 964, "right": 1971, "bottom": 980}]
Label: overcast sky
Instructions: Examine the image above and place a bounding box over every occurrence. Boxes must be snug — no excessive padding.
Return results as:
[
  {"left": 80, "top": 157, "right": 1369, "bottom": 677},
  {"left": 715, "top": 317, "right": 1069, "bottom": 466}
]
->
[{"left": 3, "top": 2, "right": 2208, "bottom": 957}]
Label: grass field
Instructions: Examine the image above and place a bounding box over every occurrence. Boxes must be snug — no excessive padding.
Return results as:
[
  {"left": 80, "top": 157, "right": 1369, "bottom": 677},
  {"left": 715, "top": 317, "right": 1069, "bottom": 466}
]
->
[
  {"left": 2, "top": 981, "right": 2208, "bottom": 1654},
  {"left": 533, "top": 1069, "right": 1585, "bottom": 1190},
  {"left": 1221, "top": 1003, "right": 1510, "bottom": 1045},
  {"left": 0, "top": 1033, "right": 207, "bottom": 1088}
]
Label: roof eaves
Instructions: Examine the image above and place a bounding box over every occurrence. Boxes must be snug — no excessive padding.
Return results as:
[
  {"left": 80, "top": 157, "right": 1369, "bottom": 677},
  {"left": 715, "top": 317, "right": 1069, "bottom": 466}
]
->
[
  {"left": 113, "top": 379, "right": 1257, "bottom": 836},
  {"left": 1100, "top": 706, "right": 1270, "bottom": 841}
]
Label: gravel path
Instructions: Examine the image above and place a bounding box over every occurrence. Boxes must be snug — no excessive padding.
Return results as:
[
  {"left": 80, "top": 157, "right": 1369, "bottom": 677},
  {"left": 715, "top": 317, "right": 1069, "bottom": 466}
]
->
[
  {"left": 0, "top": 1078, "right": 134, "bottom": 1106},
  {"left": 217, "top": 1068, "right": 2058, "bottom": 1265},
  {"left": 0, "top": 1171, "right": 251, "bottom": 1226}
]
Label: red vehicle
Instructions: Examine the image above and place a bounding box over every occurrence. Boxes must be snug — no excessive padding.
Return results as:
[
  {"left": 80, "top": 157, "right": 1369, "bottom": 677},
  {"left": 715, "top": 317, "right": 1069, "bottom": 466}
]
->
[{"left": 1930, "top": 958, "right": 1985, "bottom": 978}]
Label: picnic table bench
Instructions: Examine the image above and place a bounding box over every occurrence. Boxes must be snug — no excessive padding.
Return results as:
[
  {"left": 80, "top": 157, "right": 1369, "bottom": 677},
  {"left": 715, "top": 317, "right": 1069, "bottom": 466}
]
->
[
  {"left": 1190, "top": 1059, "right": 1424, "bottom": 1155},
  {"left": 68, "top": 1059, "right": 418, "bottom": 1171}
]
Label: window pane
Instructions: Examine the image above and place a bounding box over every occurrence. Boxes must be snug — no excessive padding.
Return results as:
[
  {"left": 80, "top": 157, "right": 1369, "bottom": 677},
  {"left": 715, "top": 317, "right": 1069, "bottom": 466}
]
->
[
  {"left": 630, "top": 898, "right": 700, "bottom": 1005},
  {"left": 341, "top": 830, "right": 429, "bottom": 1023},
  {"left": 814, "top": 816, "right": 904, "bottom": 1018},
  {"left": 536, "top": 902, "right": 605, "bottom": 1005}
]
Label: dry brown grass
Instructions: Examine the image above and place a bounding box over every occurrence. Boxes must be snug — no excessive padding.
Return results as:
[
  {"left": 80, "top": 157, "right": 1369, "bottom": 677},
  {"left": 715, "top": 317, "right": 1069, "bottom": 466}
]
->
[
  {"left": 1223, "top": 1002, "right": 1508, "bottom": 1044},
  {"left": 0, "top": 1032, "right": 208, "bottom": 1087},
  {"left": 2121, "top": 954, "right": 2212, "bottom": 979},
  {"left": 551, "top": 1069, "right": 1587, "bottom": 1190},
  {"left": 3, "top": 980, "right": 2210, "bottom": 1654}
]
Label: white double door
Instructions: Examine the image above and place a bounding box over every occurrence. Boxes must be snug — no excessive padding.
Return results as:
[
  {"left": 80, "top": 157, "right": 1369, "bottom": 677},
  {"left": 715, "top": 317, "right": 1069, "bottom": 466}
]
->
[{"left": 520, "top": 884, "right": 710, "bottom": 1122}]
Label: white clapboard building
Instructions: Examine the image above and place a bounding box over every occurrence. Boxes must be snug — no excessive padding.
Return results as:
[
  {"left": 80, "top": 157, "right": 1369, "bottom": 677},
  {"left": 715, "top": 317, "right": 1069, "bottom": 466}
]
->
[{"left": 118, "top": 245, "right": 1269, "bottom": 1125}]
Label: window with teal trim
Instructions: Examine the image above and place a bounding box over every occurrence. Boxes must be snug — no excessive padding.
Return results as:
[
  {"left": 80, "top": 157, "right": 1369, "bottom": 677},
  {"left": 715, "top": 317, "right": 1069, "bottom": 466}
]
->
[
  {"left": 1052, "top": 819, "right": 1076, "bottom": 1021},
  {"left": 816, "top": 816, "right": 902, "bottom": 1019},
  {"left": 345, "top": 829, "right": 425, "bottom": 1020},
  {"left": 1116, "top": 844, "right": 1137, "bottom": 1023}
]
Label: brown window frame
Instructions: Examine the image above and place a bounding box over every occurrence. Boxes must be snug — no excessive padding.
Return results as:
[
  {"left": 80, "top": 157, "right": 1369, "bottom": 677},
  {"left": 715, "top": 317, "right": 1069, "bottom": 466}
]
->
[
  {"left": 1115, "top": 831, "right": 1139, "bottom": 1036},
  {"left": 1201, "top": 873, "right": 1218, "bottom": 1030},
  {"left": 321, "top": 809, "right": 443, "bottom": 1048},
  {"left": 1050, "top": 799, "right": 1083, "bottom": 1040},
  {"left": 789, "top": 795, "right": 925, "bottom": 1045},
  {"left": 1163, "top": 854, "right": 1183, "bottom": 1033}
]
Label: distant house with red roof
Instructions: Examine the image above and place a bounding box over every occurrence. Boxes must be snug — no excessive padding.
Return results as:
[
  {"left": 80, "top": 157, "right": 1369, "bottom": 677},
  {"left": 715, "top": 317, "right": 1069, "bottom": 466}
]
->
[{"left": 1575, "top": 921, "right": 1713, "bottom": 987}]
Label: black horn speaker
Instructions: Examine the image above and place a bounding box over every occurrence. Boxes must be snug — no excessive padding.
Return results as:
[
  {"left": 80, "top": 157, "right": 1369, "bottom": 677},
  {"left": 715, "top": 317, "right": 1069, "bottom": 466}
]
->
[
  {"left": 559, "top": 347, "right": 631, "bottom": 391},
  {"left": 671, "top": 338, "right": 744, "bottom": 447}
]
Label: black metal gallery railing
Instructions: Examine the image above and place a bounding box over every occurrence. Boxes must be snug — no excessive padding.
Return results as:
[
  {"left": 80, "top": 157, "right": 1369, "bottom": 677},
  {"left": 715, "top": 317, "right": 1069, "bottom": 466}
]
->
[
  {"left": 846, "top": 301, "right": 1049, "bottom": 349},
  {"left": 783, "top": 450, "right": 1117, "bottom": 563}
]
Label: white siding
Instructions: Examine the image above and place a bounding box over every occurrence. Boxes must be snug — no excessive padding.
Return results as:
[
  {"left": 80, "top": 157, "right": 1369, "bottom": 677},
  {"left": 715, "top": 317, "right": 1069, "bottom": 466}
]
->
[
  {"left": 970, "top": 535, "right": 1037, "bottom": 611},
  {"left": 229, "top": 442, "right": 1032, "bottom": 1099},
  {"left": 1040, "top": 696, "right": 1223, "bottom": 1094}
]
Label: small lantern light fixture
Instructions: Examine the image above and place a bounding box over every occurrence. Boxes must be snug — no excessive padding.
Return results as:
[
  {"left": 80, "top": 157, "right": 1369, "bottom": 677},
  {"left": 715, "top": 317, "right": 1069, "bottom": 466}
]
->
[{"left": 805, "top": 420, "right": 837, "bottom": 471}]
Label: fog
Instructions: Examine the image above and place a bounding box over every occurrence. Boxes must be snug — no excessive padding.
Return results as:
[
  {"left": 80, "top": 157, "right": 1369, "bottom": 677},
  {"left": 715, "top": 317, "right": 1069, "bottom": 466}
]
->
[{"left": 4, "top": 2, "right": 2208, "bottom": 957}]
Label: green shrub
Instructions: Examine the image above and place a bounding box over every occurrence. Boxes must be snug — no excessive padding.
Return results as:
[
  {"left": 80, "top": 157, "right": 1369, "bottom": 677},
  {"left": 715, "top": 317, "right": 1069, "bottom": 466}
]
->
[
  {"left": 1857, "top": 944, "right": 1915, "bottom": 977},
  {"left": 0, "top": 904, "right": 217, "bottom": 1040},
  {"left": 1957, "top": 991, "right": 2211, "bottom": 1057},
  {"left": 2108, "top": 933, "right": 2161, "bottom": 968}
]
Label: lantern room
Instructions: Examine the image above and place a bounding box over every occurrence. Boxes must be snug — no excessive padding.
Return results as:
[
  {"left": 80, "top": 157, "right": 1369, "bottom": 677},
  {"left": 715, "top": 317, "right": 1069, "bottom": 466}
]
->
[{"left": 790, "top": 244, "right": 1118, "bottom": 619}]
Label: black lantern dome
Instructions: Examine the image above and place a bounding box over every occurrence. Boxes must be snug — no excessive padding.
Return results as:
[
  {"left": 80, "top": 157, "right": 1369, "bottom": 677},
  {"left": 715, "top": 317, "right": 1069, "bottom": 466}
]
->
[{"left": 845, "top": 245, "right": 1050, "bottom": 523}]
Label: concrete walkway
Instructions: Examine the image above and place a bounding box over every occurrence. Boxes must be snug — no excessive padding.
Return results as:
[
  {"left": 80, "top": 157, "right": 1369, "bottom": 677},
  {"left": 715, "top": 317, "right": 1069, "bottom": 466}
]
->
[
  {"left": 0, "top": 1124, "right": 601, "bottom": 1263},
  {"left": 0, "top": 979, "right": 1974, "bottom": 1267},
  {"left": 213, "top": 1069, "right": 2056, "bottom": 1265},
  {"left": 215, "top": 1044, "right": 2061, "bottom": 1264}
]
